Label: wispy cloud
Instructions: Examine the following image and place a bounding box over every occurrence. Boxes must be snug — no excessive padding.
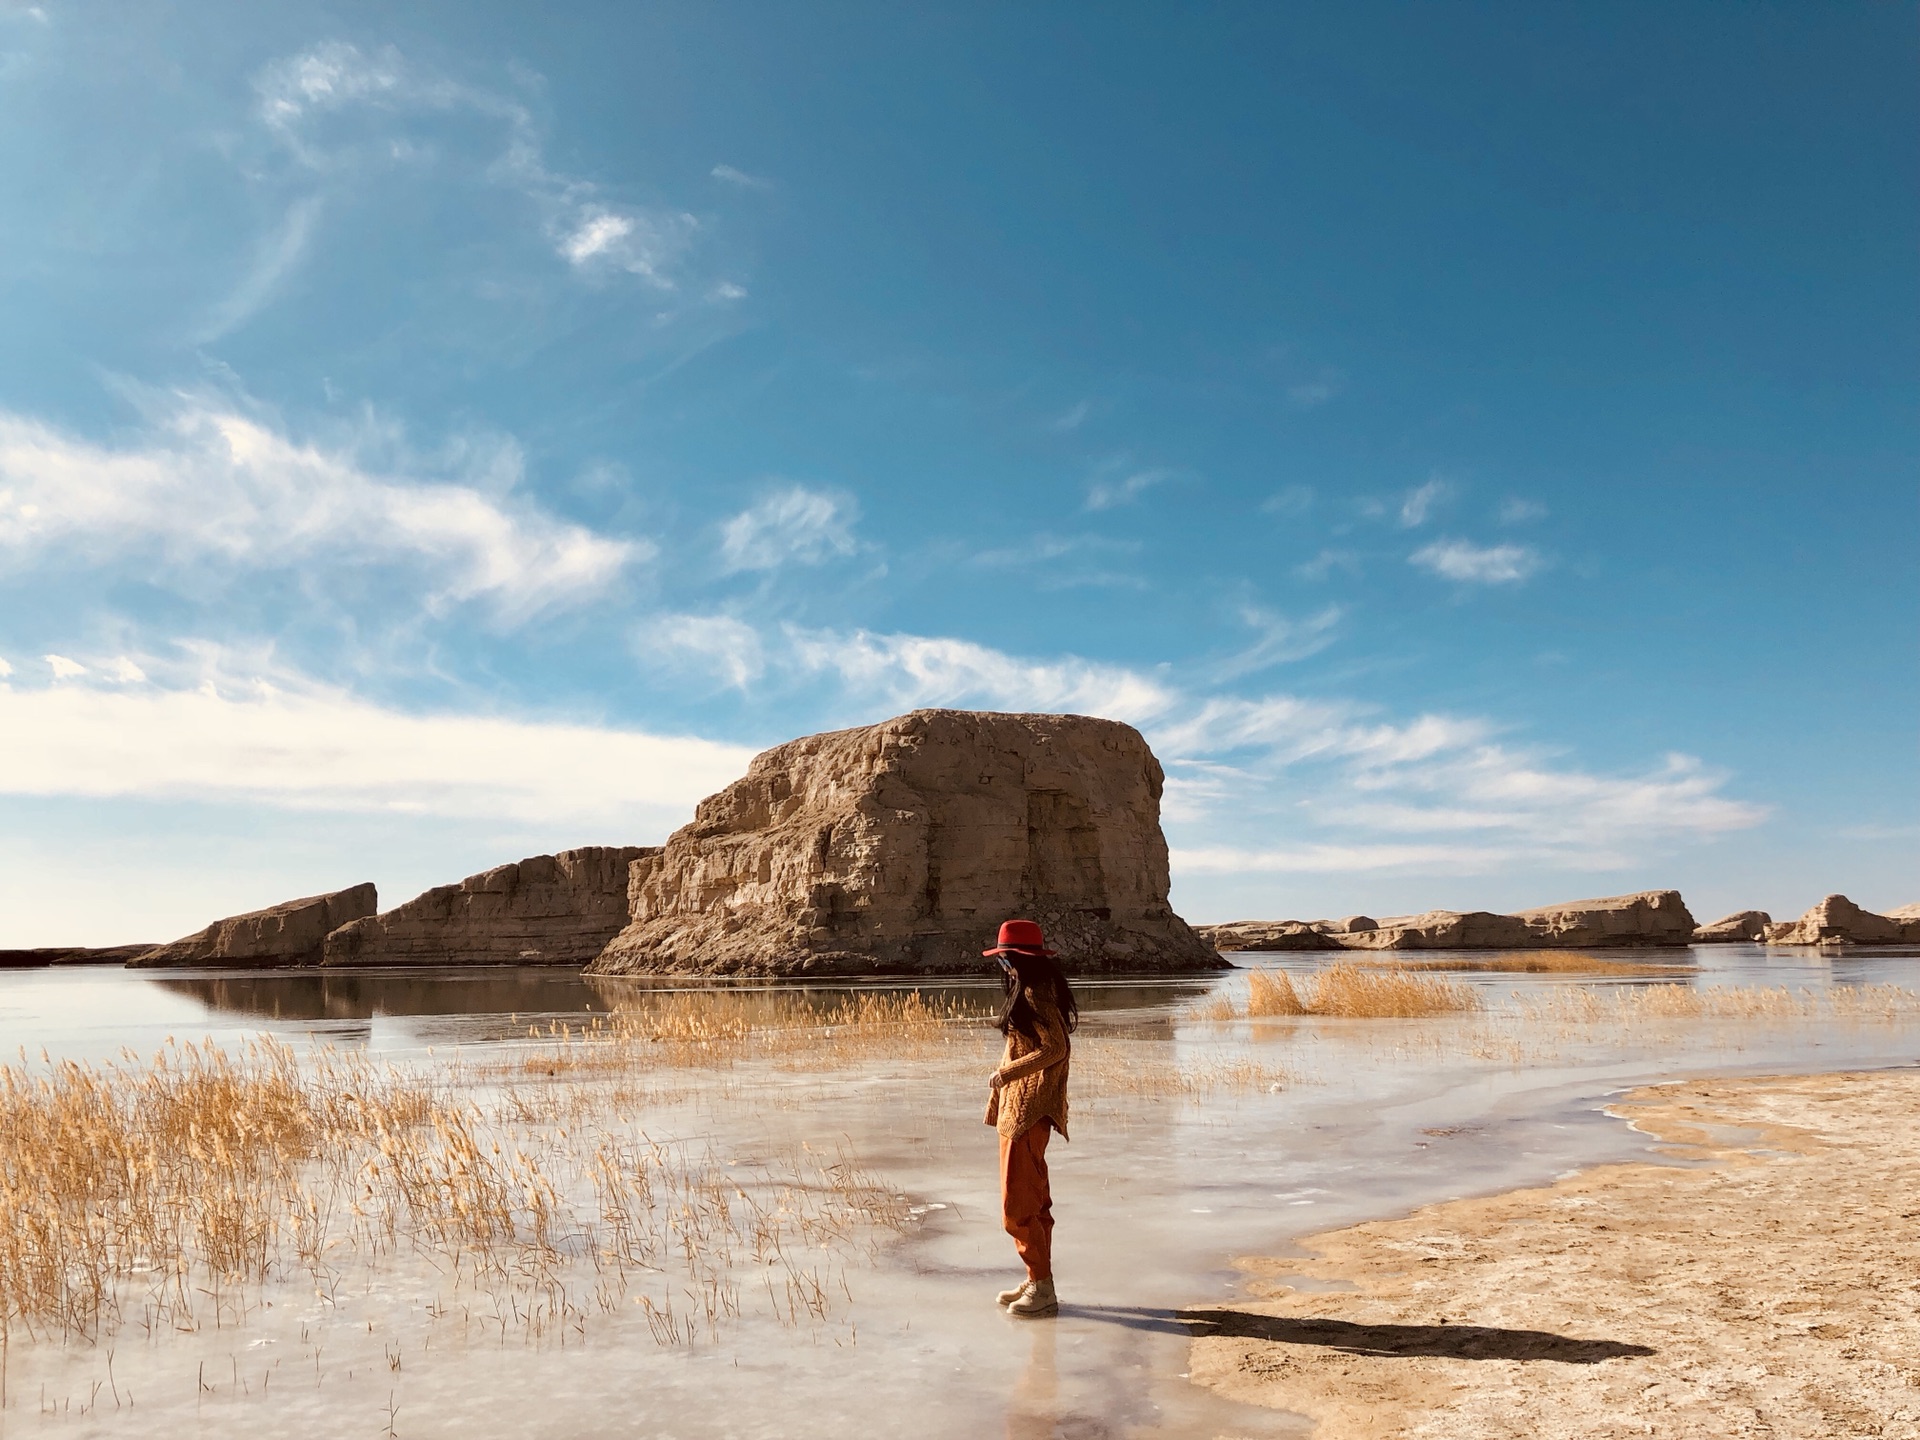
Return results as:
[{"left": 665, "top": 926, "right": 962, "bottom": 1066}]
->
[
  {"left": 1498, "top": 497, "right": 1548, "bottom": 524},
  {"left": 710, "top": 164, "right": 772, "bottom": 190},
  {"left": 1213, "top": 604, "right": 1343, "bottom": 679},
  {"left": 786, "top": 627, "right": 1179, "bottom": 724},
  {"left": 635, "top": 613, "right": 767, "bottom": 689},
  {"left": 1085, "top": 466, "right": 1177, "bottom": 512},
  {"left": 0, "top": 403, "right": 641, "bottom": 619},
  {"left": 1293, "top": 548, "right": 1360, "bottom": 582},
  {"left": 1398, "top": 477, "right": 1450, "bottom": 528},
  {"left": 1262, "top": 485, "right": 1314, "bottom": 519},
  {"left": 968, "top": 534, "right": 1146, "bottom": 590},
  {"left": 1409, "top": 538, "right": 1545, "bottom": 585},
  {"left": 718, "top": 486, "right": 859, "bottom": 573},
  {"left": 192, "top": 196, "right": 324, "bottom": 342},
  {"left": 43, "top": 653, "right": 86, "bottom": 679},
  {"left": 0, "top": 655, "right": 753, "bottom": 825},
  {"left": 251, "top": 41, "right": 711, "bottom": 295},
  {"left": 1049, "top": 401, "right": 1091, "bottom": 433}
]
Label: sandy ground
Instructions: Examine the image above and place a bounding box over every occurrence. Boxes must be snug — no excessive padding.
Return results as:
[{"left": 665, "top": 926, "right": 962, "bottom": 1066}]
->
[{"left": 1185, "top": 1068, "right": 1920, "bottom": 1439}]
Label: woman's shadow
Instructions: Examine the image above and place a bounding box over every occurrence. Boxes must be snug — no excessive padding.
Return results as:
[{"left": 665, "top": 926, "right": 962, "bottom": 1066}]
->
[{"left": 1068, "top": 1304, "right": 1655, "bottom": 1364}]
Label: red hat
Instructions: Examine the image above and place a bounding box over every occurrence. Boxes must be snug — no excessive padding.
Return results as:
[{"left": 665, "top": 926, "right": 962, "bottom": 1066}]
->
[{"left": 984, "top": 919, "right": 1056, "bottom": 958}]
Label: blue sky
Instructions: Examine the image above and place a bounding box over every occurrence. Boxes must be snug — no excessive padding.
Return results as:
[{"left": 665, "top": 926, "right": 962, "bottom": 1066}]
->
[{"left": 1, "top": 2, "right": 1914, "bottom": 945}]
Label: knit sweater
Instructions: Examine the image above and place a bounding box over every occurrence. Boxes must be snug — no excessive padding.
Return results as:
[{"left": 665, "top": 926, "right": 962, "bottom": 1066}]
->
[{"left": 984, "top": 986, "right": 1071, "bottom": 1141}]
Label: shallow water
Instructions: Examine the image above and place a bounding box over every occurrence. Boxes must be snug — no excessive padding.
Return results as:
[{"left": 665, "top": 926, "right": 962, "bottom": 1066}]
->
[{"left": 0, "top": 944, "right": 1915, "bottom": 1438}]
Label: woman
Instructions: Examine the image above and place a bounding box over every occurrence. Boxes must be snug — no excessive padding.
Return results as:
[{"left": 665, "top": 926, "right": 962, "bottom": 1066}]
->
[{"left": 983, "top": 918, "right": 1078, "bottom": 1318}]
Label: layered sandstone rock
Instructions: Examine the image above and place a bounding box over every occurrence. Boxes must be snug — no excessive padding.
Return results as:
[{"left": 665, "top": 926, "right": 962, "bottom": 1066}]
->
[
  {"left": 1332, "top": 910, "right": 1532, "bottom": 951},
  {"left": 1199, "top": 891, "right": 1696, "bottom": 953},
  {"left": 1693, "top": 910, "right": 1772, "bottom": 943},
  {"left": 1508, "top": 890, "right": 1697, "bottom": 947},
  {"left": 1763, "top": 895, "right": 1920, "bottom": 947},
  {"left": 588, "top": 709, "right": 1222, "bottom": 977},
  {"left": 1199, "top": 921, "right": 1329, "bottom": 952},
  {"left": 323, "top": 848, "right": 653, "bottom": 966},
  {"left": 130, "top": 885, "right": 377, "bottom": 968}
]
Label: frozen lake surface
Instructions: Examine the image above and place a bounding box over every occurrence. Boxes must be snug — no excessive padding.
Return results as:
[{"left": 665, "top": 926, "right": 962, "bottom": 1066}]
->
[{"left": 0, "top": 944, "right": 1915, "bottom": 1438}]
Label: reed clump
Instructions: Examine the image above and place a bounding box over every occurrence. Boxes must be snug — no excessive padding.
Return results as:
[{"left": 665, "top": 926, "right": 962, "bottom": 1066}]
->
[
  {"left": 1523, "top": 982, "right": 1920, "bottom": 1026},
  {"left": 1206, "top": 965, "right": 1478, "bottom": 1020}
]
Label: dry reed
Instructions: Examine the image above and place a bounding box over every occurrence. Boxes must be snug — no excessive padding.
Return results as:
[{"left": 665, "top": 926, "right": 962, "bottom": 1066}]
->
[{"left": 1206, "top": 965, "right": 1478, "bottom": 1020}]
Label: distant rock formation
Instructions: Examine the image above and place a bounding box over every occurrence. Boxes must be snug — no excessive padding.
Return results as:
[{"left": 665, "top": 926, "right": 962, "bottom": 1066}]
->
[
  {"left": 323, "top": 848, "right": 653, "bottom": 966},
  {"left": 1199, "top": 891, "right": 1697, "bottom": 952},
  {"left": 588, "top": 709, "right": 1223, "bottom": 977},
  {"left": 0, "top": 944, "right": 161, "bottom": 969},
  {"left": 1693, "top": 910, "right": 1772, "bottom": 943},
  {"left": 129, "top": 885, "right": 378, "bottom": 968},
  {"left": 1763, "top": 895, "right": 1920, "bottom": 947}
]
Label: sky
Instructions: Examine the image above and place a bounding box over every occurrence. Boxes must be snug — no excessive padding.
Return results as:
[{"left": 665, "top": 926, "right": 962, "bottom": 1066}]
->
[{"left": 1, "top": 2, "right": 1914, "bottom": 946}]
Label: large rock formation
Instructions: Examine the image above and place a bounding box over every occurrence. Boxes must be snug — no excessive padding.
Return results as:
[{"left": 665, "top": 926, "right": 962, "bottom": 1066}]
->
[
  {"left": 1508, "top": 891, "right": 1698, "bottom": 947},
  {"left": 1692, "top": 910, "right": 1772, "bottom": 943},
  {"left": 1198, "top": 891, "right": 1697, "bottom": 953},
  {"left": 588, "top": 709, "right": 1223, "bottom": 977},
  {"left": 130, "top": 885, "right": 378, "bottom": 968},
  {"left": 323, "top": 848, "right": 653, "bottom": 966},
  {"left": 1763, "top": 895, "right": 1920, "bottom": 947}
]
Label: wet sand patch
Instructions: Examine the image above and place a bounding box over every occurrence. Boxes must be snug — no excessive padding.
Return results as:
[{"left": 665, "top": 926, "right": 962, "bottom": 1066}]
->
[{"left": 1186, "top": 1068, "right": 1920, "bottom": 1438}]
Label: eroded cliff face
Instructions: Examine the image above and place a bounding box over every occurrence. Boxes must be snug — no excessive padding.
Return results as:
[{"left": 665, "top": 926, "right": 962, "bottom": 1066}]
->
[
  {"left": 130, "top": 884, "right": 378, "bottom": 968},
  {"left": 587, "top": 709, "right": 1222, "bottom": 976},
  {"left": 324, "top": 848, "right": 653, "bottom": 966},
  {"left": 1763, "top": 895, "right": 1920, "bottom": 947}
]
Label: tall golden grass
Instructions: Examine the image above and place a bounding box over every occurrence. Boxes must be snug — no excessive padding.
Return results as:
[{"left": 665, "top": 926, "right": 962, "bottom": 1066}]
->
[
  {"left": 0, "top": 1030, "right": 917, "bottom": 1351},
  {"left": 1227, "top": 964, "right": 1479, "bottom": 1019}
]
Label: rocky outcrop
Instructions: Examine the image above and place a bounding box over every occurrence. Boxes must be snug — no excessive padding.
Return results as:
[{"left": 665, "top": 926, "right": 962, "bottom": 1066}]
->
[
  {"left": 1198, "top": 891, "right": 1697, "bottom": 953},
  {"left": 588, "top": 709, "right": 1223, "bottom": 977},
  {"left": 1508, "top": 891, "right": 1698, "bottom": 947},
  {"left": 129, "top": 885, "right": 378, "bottom": 968},
  {"left": 1763, "top": 895, "right": 1920, "bottom": 947},
  {"left": 323, "top": 848, "right": 653, "bottom": 966},
  {"left": 1693, "top": 910, "right": 1772, "bottom": 943}
]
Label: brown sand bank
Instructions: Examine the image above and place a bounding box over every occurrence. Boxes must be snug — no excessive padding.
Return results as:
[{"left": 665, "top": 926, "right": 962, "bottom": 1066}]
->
[{"left": 1185, "top": 1069, "right": 1920, "bottom": 1438}]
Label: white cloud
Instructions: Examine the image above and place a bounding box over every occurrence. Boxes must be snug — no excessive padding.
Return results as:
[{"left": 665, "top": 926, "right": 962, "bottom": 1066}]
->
[
  {"left": 637, "top": 614, "right": 767, "bottom": 689},
  {"left": 0, "top": 404, "right": 640, "bottom": 618},
  {"left": 556, "top": 206, "right": 698, "bottom": 287},
  {"left": 1085, "top": 467, "right": 1176, "bottom": 512},
  {"left": 1409, "top": 538, "right": 1544, "bottom": 584},
  {"left": 43, "top": 653, "right": 85, "bottom": 679},
  {"left": 718, "top": 486, "right": 859, "bottom": 572},
  {"left": 0, "top": 665, "right": 753, "bottom": 826},
  {"left": 968, "top": 533, "right": 1145, "bottom": 589},
  {"left": 1399, "top": 477, "right": 1449, "bottom": 528},
  {"left": 1173, "top": 842, "right": 1522, "bottom": 876},
  {"left": 1498, "top": 497, "right": 1547, "bottom": 524},
  {"left": 710, "top": 164, "right": 772, "bottom": 190},
  {"left": 786, "top": 627, "right": 1178, "bottom": 724},
  {"left": 0, "top": 656, "right": 11, "bottom": 678},
  {"left": 106, "top": 657, "right": 147, "bottom": 683}
]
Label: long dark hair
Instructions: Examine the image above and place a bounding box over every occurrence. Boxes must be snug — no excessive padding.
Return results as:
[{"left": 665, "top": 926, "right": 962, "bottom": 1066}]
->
[{"left": 994, "top": 950, "right": 1079, "bottom": 1043}]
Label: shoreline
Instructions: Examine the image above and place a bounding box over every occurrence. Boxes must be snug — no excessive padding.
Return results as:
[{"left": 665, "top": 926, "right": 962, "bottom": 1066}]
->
[{"left": 1184, "top": 1065, "right": 1920, "bottom": 1438}]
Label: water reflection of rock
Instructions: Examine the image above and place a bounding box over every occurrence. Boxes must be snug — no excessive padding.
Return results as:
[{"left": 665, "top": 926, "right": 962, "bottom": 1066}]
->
[{"left": 146, "top": 969, "right": 610, "bottom": 1024}]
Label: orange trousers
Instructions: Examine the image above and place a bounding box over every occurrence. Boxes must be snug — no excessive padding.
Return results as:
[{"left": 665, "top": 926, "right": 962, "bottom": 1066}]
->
[{"left": 999, "top": 1123, "right": 1054, "bottom": 1282}]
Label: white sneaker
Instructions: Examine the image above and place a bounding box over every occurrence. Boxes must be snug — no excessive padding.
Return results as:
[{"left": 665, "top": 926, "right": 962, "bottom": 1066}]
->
[{"left": 1008, "top": 1278, "right": 1057, "bottom": 1317}]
